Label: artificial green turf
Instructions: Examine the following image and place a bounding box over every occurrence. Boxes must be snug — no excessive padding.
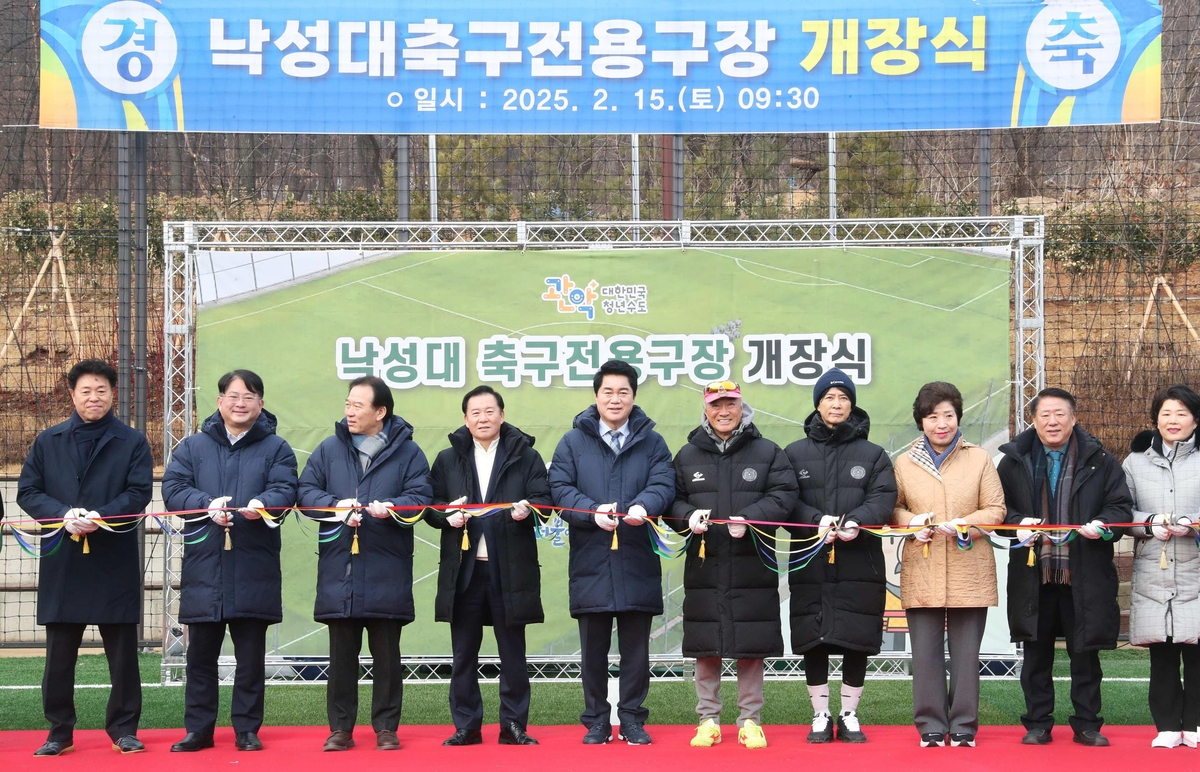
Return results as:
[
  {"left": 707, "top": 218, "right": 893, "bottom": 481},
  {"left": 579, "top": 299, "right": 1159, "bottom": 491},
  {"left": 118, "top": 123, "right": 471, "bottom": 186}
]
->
[{"left": 0, "top": 648, "right": 1155, "bottom": 731}]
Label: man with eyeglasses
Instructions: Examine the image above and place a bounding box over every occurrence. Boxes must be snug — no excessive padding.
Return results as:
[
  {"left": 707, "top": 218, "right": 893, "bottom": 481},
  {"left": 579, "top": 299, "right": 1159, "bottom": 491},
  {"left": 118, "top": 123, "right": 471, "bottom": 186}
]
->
[
  {"left": 550, "top": 359, "right": 675, "bottom": 746},
  {"left": 671, "top": 381, "right": 797, "bottom": 749},
  {"left": 425, "top": 385, "right": 552, "bottom": 747},
  {"left": 162, "top": 369, "right": 298, "bottom": 753}
]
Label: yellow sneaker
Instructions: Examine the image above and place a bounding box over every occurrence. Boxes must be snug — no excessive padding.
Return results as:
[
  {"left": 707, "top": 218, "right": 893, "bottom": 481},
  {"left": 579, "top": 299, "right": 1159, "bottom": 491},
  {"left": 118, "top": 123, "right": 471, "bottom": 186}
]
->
[
  {"left": 690, "top": 719, "right": 722, "bottom": 747},
  {"left": 738, "top": 719, "right": 767, "bottom": 749}
]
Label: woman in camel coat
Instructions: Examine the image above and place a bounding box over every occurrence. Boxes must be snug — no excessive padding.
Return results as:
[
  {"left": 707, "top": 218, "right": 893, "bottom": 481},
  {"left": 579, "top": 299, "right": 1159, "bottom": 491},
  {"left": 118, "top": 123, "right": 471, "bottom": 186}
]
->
[{"left": 892, "top": 382, "right": 1006, "bottom": 748}]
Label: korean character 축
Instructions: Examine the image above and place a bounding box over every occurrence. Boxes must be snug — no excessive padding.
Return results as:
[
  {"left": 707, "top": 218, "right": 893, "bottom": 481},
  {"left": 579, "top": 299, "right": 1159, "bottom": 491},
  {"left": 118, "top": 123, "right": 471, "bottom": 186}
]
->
[
  {"left": 404, "top": 18, "right": 460, "bottom": 76},
  {"left": 477, "top": 335, "right": 521, "bottom": 387}
]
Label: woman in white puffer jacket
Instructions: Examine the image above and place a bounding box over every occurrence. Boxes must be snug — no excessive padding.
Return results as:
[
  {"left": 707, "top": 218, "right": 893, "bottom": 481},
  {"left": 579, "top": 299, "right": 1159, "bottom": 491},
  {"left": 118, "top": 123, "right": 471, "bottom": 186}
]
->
[{"left": 1123, "top": 384, "right": 1200, "bottom": 750}]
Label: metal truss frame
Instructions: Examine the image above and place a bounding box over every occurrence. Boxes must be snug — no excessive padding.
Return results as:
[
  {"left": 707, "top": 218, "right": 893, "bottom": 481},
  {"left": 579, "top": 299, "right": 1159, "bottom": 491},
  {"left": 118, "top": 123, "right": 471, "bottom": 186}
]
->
[{"left": 160, "top": 215, "right": 1043, "bottom": 684}]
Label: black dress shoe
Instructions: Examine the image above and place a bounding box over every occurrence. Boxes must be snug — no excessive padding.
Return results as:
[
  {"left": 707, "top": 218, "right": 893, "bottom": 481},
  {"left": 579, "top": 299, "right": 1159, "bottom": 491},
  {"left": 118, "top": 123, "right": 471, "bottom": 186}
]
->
[
  {"left": 171, "top": 733, "right": 215, "bottom": 752},
  {"left": 442, "top": 728, "right": 483, "bottom": 746},
  {"left": 112, "top": 735, "right": 145, "bottom": 754},
  {"left": 1073, "top": 730, "right": 1110, "bottom": 747},
  {"left": 235, "top": 732, "right": 263, "bottom": 751},
  {"left": 1022, "top": 729, "right": 1053, "bottom": 745},
  {"left": 582, "top": 723, "right": 611, "bottom": 744},
  {"left": 33, "top": 740, "right": 73, "bottom": 757},
  {"left": 499, "top": 722, "right": 539, "bottom": 745}
]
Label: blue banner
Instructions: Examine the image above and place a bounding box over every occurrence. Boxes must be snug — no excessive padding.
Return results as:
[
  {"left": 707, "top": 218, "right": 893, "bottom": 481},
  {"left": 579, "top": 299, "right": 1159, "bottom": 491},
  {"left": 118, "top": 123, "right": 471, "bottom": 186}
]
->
[{"left": 40, "top": 0, "right": 1161, "bottom": 133}]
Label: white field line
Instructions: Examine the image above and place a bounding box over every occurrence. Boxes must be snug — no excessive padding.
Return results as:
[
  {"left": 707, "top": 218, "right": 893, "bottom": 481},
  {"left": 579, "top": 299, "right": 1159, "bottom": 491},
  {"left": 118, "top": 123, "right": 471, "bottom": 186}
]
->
[
  {"left": 358, "top": 281, "right": 517, "bottom": 334},
  {"left": 199, "top": 252, "right": 457, "bottom": 329},
  {"left": 733, "top": 258, "right": 840, "bottom": 287},
  {"left": 949, "top": 281, "right": 1010, "bottom": 311}
]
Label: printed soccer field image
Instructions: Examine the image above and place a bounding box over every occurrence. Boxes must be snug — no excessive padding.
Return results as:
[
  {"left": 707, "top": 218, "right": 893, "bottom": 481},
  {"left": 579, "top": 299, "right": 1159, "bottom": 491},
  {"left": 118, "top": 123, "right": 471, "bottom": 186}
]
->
[{"left": 196, "top": 245, "right": 1011, "bottom": 657}]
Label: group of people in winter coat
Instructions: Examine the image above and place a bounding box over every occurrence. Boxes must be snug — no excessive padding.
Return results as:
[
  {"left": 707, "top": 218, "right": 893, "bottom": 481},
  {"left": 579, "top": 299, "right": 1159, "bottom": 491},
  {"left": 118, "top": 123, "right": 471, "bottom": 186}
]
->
[{"left": 11, "top": 356, "right": 1198, "bottom": 756}]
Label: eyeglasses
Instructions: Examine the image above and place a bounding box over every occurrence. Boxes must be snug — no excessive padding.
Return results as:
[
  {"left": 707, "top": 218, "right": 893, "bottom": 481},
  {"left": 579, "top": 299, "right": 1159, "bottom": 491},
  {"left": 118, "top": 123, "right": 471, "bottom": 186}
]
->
[
  {"left": 220, "top": 393, "right": 260, "bottom": 404},
  {"left": 705, "top": 381, "right": 740, "bottom": 394}
]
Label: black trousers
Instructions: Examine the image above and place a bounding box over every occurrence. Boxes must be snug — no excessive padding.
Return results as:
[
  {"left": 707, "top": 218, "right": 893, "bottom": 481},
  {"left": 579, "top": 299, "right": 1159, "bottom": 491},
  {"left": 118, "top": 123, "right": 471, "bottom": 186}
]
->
[
  {"left": 577, "top": 611, "right": 653, "bottom": 728},
  {"left": 1020, "top": 582, "right": 1104, "bottom": 733},
  {"left": 803, "top": 644, "right": 869, "bottom": 688},
  {"left": 1149, "top": 641, "right": 1200, "bottom": 732},
  {"left": 326, "top": 618, "right": 403, "bottom": 733},
  {"left": 43, "top": 623, "right": 141, "bottom": 742},
  {"left": 184, "top": 619, "right": 269, "bottom": 735},
  {"left": 449, "top": 565, "right": 530, "bottom": 731}
]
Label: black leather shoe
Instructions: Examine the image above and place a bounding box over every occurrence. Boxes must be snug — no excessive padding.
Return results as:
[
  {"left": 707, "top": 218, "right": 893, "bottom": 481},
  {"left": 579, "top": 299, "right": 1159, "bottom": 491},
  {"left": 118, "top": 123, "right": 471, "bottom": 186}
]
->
[
  {"left": 112, "top": 735, "right": 145, "bottom": 754},
  {"left": 618, "top": 723, "right": 652, "bottom": 745},
  {"left": 499, "top": 722, "right": 539, "bottom": 745},
  {"left": 235, "top": 732, "right": 263, "bottom": 751},
  {"left": 171, "top": 733, "right": 215, "bottom": 752},
  {"left": 1073, "top": 730, "right": 1110, "bottom": 747},
  {"left": 33, "top": 741, "right": 73, "bottom": 757},
  {"left": 1022, "top": 729, "right": 1053, "bottom": 745},
  {"left": 442, "top": 728, "right": 482, "bottom": 746},
  {"left": 582, "top": 723, "right": 611, "bottom": 744}
]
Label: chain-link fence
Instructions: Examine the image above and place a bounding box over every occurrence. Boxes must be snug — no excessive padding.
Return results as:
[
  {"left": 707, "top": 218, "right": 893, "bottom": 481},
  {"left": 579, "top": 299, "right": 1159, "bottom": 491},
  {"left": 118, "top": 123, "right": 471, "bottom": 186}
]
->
[{"left": 2, "top": 1, "right": 1199, "bottom": 646}]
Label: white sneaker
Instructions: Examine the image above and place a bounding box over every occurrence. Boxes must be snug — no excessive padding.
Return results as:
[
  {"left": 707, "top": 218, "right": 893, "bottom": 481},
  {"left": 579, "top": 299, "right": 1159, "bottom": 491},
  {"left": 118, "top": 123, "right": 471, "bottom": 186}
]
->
[
  {"left": 1182, "top": 731, "right": 1198, "bottom": 749},
  {"left": 1152, "top": 731, "right": 1183, "bottom": 748}
]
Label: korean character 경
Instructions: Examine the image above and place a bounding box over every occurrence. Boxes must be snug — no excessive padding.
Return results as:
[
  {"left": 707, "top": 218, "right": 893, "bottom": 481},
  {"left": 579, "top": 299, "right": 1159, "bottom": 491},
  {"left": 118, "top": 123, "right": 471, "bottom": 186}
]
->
[
  {"left": 404, "top": 18, "right": 460, "bottom": 76},
  {"left": 715, "top": 20, "right": 776, "bottom": 78},
  {"left": 477, "top": 335, "right": 521, "bottom": 388},
  {"left": 864, "top": 18, "right": 927, "bottom": 76},
  {"left": 830, "top": 333, "right": 872, "bottom": 381},
  {"left": 653, "top": 20, "right": 708, "bottom": 77},
  {"left": 529, "top": 21, "right": 583, "bottom": 77},
  {"left": 788, "top": 334, "right": 830, "bottom": 382},
  {"left": 520, "top": 337, "right": 563, "bottom": 386},
  {"left": 465, "top": 21, "right": 522, "bottom": 77},
  {"left": 274, "top": 20, "right": 330, "bottom": 78},
  {"left": 336, "top": 336, "right": 381, "bottom": 379},
  {"left": 380, "top": 337, "right": 420, "bottom": 389},
  {"left": 931, "top": 16, "right": 985, "bottom": 71},
  {"left": 563, "top": 336, "right": 603, "bottom": 385},
  {"left": 211, "top": 18, "right": 271, "bottom": 75},
  {"left": 337, "top": 20, "right": 395, "bottom": 77},
  {"left": 590, "top": 20, "right": 646, "bottom": 79}
]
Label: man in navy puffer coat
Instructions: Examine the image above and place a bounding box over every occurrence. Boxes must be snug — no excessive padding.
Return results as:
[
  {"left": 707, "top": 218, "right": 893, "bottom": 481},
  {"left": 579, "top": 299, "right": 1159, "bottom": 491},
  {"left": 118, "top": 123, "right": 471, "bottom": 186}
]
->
[{"left": 550, "top": 360, "right": 674, "bottom": 746}]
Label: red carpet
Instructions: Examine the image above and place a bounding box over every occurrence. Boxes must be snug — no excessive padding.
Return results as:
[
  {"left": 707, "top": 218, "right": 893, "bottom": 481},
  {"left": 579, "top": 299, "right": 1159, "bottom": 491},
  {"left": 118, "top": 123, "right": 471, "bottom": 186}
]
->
[{"left": 0, "top": 725, "right": 1173, "bottom": 771}]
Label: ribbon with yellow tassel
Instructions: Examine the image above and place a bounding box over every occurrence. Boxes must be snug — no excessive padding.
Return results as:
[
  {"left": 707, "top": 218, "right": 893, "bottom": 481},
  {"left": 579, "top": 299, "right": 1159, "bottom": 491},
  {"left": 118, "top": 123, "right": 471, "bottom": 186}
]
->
[
  {"left": 461, "top": 528, "right": 470, "bottom": 551},
  {"left": 82, "top": 534, "right": 91, "bottom": 554},
  {"left": 698, "top": 535, "right": 706, "bottom": 562},
  {"left": 224, "top": 526, "right": 232, "bottom": 551},
  {"left": 1161, "top": 547, "right": 1170, "bottom": 570},
  {"left": 828, "top": 542, "right": 836, "bottom": 564},
  {"left": 351, "top": 527, "right": 360, "bottom": 555},
  {"left": 610, "top": 528, "right": 619, "bottom": 551},
  {"left": 1027, "top": 546, "right": 1036, "bottom": 567},
  {"left": 923, "top": 542, "right": 930, "bottom": 558}
]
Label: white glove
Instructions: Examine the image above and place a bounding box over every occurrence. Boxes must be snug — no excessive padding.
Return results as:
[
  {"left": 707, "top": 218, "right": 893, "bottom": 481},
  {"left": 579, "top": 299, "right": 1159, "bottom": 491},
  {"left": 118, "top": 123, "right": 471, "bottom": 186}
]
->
[
  {"left": 1149, "top": 514, "right": 1171, "bottom": 541},
  {"left": 909, "top": 513, "right": 933, "bottom": 544},
  {"left": 1017, "top": 517, "right": 1042, "bottom": 543},
  {"left": 689, "top": 509, "right": 710, "bottom": 534},
  {"left": 446, "top": 512, "right": 468, "bottom": 528},
  {"left": 625, "top": 504, "right": 648, "bottom": 526},
  {"left": 511, "top": 500, "right": 531, "bottom": 521},
  {"left": 366, "top": 500, "right": 393, "bottom": 518},
  {"left": 936, "top": 517, "right": 969, "bottom": 537},
  {"left": 837, "top": 519, "right": 860, "bottom": 541},
  {"left": 727, "top": 515, "right": 747, "bottom": 539},
  {"left": 595, "top": 503, "right": 619, "bottom": 531},
  {"left": 63, "top": 508, "right": 98, "bottom": 535},
  {"left": 1078, "top": 519, "right": 1105, "bottom": 540},
  {"left": 819, "top": 514, "right": 839, "bottom": 545},
  {"left": 238, "top": 498, "right": 265, "bottom": 519},
  {"left": 209, "top": 496, "right": 233, "bottom": 527},
  {"left": 335, "top": 498, "right": 362, "bottom": 527},
  {"left": 1169, "top": 515, "right": 1193, "bottom": 538}
]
